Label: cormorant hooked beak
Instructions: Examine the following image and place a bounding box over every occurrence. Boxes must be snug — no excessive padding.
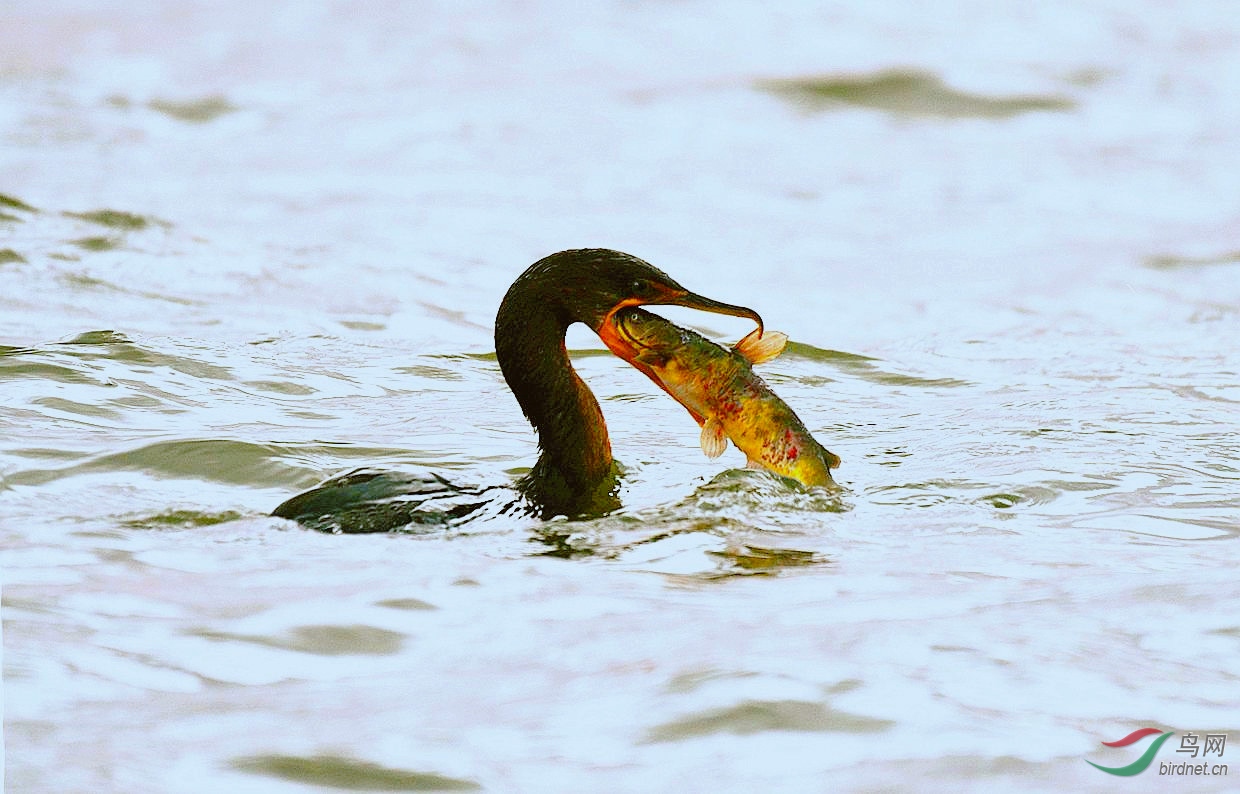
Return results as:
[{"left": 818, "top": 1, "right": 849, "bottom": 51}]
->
[
  {"left": 596, "top": 288, "right": 764, "bottom": 338},
  {"left": 659, "top": 289, "right": 765, "bottom": 337}
]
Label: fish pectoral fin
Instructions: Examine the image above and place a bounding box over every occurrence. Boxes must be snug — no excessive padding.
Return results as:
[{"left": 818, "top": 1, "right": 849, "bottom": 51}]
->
[
  {"left": 735, "top": 329, "right": 788, "bottom": 365},
  {"left": 699, "top": 417, "right": 728, "bottom": 459},
  {"left": 745, "top": 457, "right": 766, "bottom": 470}
]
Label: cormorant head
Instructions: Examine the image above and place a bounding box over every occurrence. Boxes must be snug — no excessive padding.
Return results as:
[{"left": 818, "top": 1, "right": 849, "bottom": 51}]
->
[{"left": 505, "top": 248, "right": 763, "bottom": 335}]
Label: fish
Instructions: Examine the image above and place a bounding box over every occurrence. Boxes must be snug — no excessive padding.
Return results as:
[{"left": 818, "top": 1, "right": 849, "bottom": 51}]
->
[{"left": 600, "top": 307, "right": 841, "bottom": 488}]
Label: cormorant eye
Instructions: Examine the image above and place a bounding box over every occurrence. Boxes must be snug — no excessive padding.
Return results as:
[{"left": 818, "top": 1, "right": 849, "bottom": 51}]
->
[{"left": 630, "top": 278, "right": 645, "bottom": 295}]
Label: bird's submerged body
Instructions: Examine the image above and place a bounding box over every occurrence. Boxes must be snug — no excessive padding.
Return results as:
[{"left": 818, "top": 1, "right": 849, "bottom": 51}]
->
[
  {"left": 601, "top": 307, "right": 840, "bottom": 488},
  {"left": 271, "top": 469, "right": 508, "bottom": 534}
]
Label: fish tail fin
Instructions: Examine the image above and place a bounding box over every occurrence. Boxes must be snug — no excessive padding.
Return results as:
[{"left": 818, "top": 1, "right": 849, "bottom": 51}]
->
[
  {"left": 700, "top": 417, "right": 728, "bottom": 458},
  {"left": 735, "top": 329, "right": 788, "bottom": 365}
]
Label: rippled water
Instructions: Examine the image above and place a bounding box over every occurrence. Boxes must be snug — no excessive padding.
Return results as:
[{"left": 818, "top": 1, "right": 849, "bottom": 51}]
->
[{"left": 4, "top": 2, "right": 1240, "bottom": 791}]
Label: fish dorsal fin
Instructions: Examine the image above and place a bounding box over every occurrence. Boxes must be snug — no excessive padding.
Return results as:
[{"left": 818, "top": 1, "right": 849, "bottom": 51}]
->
[
  {"left": 700, "top": 417, "right": 728, "bottom": 459},
  {"left": 735, "top": 329, "right": 788, "bottom": 365}
]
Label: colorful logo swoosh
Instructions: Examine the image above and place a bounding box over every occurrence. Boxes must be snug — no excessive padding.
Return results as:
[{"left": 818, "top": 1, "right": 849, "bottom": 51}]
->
[
  {"left": 1087, "top": 730, "right": 1175, "bottom": 776},
  {"left": 1102, "top": 727, "right": 1165, "bottom": 747}
]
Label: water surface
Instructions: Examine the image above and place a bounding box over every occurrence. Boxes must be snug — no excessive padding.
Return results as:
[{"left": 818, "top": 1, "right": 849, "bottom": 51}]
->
[{"left": 4, "top": 2, "right": 1239, "bottom": 791}]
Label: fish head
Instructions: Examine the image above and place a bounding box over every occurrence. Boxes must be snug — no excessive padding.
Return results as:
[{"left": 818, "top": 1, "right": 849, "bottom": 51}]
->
[
  {"left": 598, "top": 307, "right": 680, "bottom": 368},
  {"left": 599, "top": 307, "right": 710, "bottom": 426}
]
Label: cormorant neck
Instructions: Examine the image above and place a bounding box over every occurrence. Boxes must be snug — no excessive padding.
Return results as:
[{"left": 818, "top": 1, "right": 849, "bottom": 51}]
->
[{"left": 495, "top": 297, "right": 615, "bottom": 515}]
